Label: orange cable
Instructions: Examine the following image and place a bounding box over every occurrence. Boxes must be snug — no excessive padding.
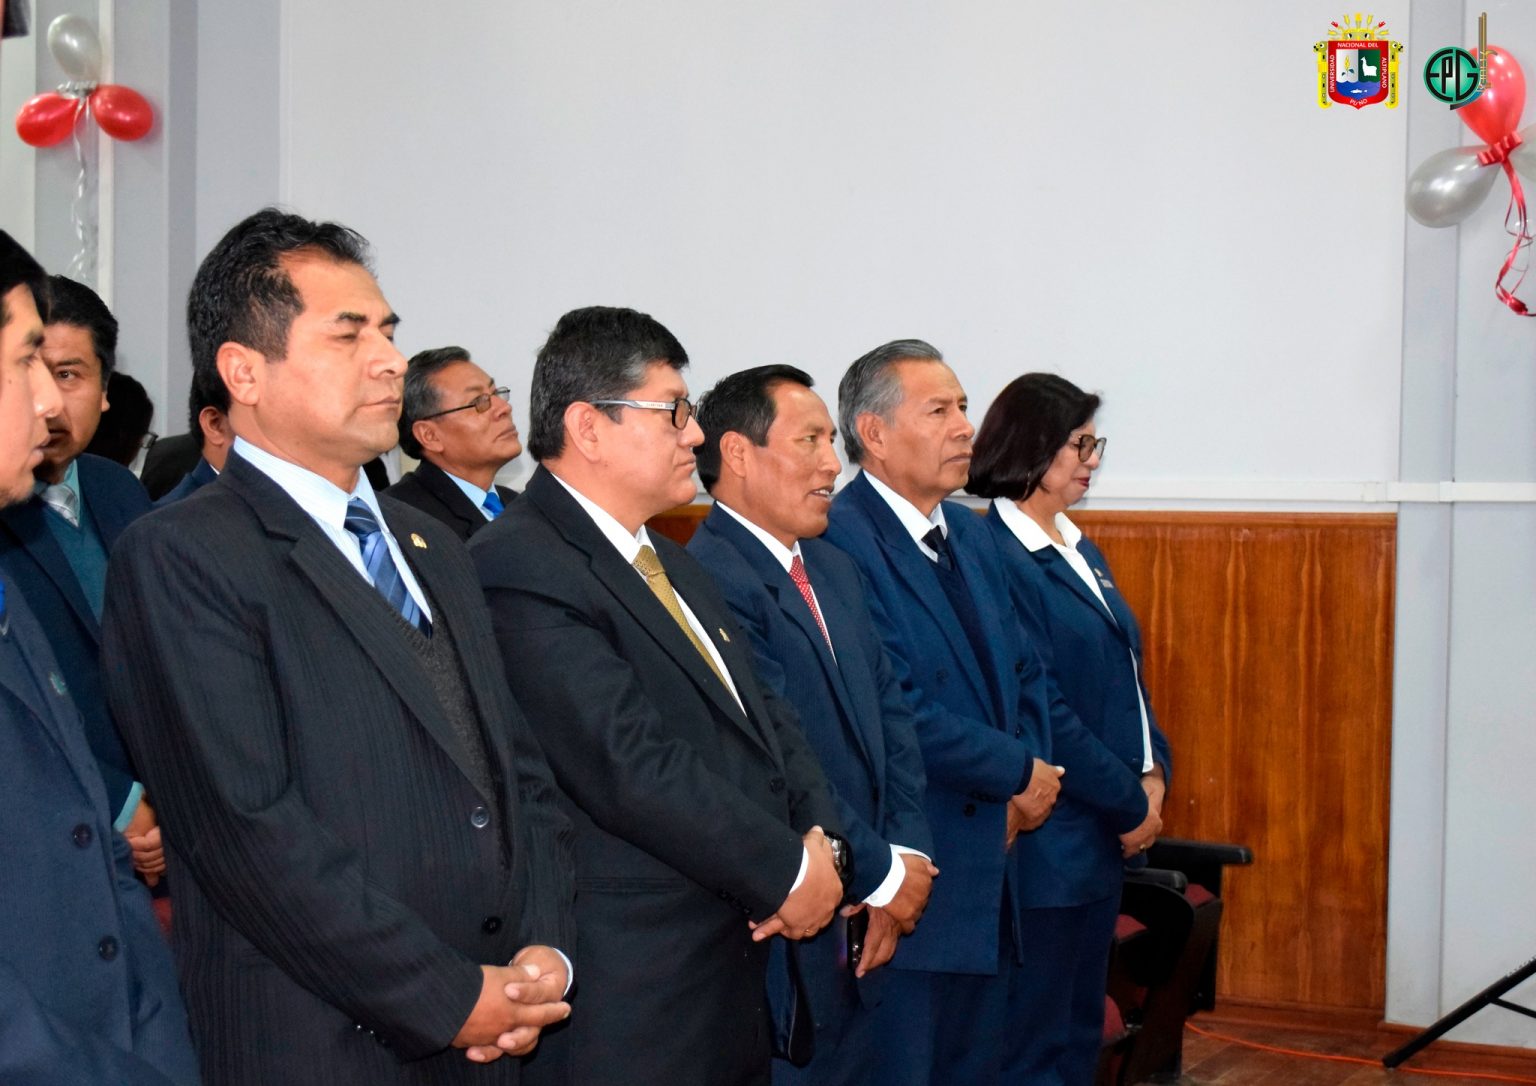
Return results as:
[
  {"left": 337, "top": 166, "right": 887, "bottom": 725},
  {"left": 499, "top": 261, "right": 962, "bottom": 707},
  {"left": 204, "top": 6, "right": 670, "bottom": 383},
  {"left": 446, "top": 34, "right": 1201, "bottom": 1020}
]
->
[{"left": 1185, "top": 1022, "right": 1536, "bottom": 1085}]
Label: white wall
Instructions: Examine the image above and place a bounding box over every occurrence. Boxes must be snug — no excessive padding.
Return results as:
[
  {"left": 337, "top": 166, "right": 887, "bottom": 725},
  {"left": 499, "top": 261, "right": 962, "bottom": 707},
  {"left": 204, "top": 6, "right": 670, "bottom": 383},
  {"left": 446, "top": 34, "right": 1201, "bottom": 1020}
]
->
[{"left": 278, "top": 1, "right": 1409, "bottom": 501}]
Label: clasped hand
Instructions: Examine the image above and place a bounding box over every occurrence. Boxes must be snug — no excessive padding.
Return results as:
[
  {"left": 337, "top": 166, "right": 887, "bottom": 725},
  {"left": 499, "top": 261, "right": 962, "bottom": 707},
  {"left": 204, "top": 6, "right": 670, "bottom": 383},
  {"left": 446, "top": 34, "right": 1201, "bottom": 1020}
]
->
[
  {"left": 455, "top": 945, "right": 571, "bottom": 1064},
  {"left": 749, "top": 826, "right": 842, "bottom": 943},
  {"left": 1006, "top": 759, "right": 1064, "bottom": 849}
]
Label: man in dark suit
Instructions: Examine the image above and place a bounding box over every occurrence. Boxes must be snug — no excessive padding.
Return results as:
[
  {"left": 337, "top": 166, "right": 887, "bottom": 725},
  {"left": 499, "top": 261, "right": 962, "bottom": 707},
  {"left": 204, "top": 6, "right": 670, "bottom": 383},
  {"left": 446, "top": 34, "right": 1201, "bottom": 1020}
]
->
[
  {"left": 0, "top": 273, "right": 162, "bottom": 885},
  {"left": 824, "top": 340, "right": 1158, "bottom": 1085},
  {"left": 100, "top": 208, "right": 576, "bottom": 1084},
  {"left": 155, "top": 367, "right": 233, "bottom": 506},
  {"left": 0, "top": 228, "right": 199, "bottom": 1085},
  {"left": 388, "top": 346, "right": 519, "bottom": 541},
  {"left": 688, "top": 365, "right": 937, "bottom": 1085},
  {"left": 471, "top": 307, "right": 846, "bottom": 1086}
]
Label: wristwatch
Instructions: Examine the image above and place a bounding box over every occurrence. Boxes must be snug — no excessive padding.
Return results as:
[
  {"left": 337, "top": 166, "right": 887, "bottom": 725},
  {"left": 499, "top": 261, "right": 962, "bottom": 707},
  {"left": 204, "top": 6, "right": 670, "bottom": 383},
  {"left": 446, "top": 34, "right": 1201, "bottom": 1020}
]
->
[{"left": 824, "top": 831, "right": 855, "bottom": 898}]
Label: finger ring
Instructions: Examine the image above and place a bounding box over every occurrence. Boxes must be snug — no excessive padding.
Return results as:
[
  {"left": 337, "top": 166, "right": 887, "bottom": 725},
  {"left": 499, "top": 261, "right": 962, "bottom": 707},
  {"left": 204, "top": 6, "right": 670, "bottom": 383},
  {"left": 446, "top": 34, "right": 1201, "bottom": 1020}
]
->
[
  {"left": 1139, "top": 844, "right": 1147, "bottom": 852},
  {"left": 803, "top": 927, "right": 815, "bottom": 937}
]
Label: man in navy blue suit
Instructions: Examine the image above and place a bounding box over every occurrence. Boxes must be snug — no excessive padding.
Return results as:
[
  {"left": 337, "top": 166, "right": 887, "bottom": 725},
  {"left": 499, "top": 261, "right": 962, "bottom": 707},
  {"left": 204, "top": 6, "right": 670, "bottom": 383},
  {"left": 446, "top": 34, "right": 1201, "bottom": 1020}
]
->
[
  {"left": 0, "top": 229, "right": 200, "bottom": 1084},
  {"left": 823, "top": 341, "right": 1158, "bottom": 1086},
  {"left": 689, "top": 366, "right": 937, "bottom": 1084},
  {"left": 0, "top": 274, "right": 163, "bottom": 884}
]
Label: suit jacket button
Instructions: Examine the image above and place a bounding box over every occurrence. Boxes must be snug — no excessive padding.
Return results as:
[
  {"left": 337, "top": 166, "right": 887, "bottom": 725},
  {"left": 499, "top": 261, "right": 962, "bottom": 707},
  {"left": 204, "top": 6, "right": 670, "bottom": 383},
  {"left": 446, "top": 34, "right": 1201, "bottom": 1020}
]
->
[
  {"left": 72, "top": 823, "right": 93, "bottom": 848},
  {"left": 768, "top": 777, "right": 785, "bottom": 794},
  {"left": 963, "top": 803, "right": 976, "bottom": 817},
  {"left": 98, "top": 936, "right": 119, "bottom": 961},
  {"left": 470, "top": 806, "right": 491, "bottom": 829},
  {"left": 482, "top": 916, "right": 503, "bottom": 934},
  {"left": 1015, "top": 661, "right": 1025, "bottom": 674},
  {"left": 936, "top": 668, "right": 949, "bottom": 683}
]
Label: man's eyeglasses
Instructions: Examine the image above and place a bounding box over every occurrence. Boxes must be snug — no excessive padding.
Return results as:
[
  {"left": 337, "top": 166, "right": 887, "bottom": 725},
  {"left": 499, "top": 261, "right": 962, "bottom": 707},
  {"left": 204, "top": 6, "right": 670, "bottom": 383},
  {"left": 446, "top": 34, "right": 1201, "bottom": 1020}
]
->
[
  {"left": 1070, "top": 435, "right": 1107, "bottom": 463},
  {"left": 420, "top": 386, "right": 511, "bottom": 420},
  {"left": 588, "top": 397, "right": 695, "bottom": 430}
]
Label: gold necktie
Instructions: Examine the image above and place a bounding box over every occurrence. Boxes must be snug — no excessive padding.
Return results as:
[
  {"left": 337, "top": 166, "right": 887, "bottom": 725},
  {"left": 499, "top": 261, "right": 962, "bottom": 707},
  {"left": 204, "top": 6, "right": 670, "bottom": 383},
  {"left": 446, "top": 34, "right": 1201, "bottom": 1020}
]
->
[{"left": 633, "top": 545, "right": 729, "bottom": 688}]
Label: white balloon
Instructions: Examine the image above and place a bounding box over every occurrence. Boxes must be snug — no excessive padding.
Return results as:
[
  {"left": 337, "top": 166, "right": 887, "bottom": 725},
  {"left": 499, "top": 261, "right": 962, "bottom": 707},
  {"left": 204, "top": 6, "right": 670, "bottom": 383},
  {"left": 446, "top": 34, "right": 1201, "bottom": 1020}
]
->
[
  {"left": 47, "top": 14, "right": 102, "bottom": 83},
  {"left": 1406, "top": 146, "right": 1499, "bottom": 228}
]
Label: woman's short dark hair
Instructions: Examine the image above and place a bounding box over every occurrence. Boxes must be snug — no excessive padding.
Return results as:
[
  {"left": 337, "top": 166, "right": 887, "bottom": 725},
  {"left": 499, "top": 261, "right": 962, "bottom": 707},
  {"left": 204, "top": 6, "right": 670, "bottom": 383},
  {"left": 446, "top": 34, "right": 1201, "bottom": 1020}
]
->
[{"left": 967, "top": 373, "right": 1100, "bottom": 501}]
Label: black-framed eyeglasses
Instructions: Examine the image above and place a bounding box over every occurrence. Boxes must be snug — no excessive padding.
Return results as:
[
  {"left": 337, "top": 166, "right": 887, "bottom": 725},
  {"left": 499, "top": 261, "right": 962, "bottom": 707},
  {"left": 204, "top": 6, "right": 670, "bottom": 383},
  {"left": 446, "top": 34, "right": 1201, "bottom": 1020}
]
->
[
  {"left": 1070, "top": 435, "right": 1107, "bottom": 462},
  {"left": 588, "top": 397, "right": 695, "bottom": 430},
  {"left": 420, "top": 386, "right": 511, "bottom": 420}
]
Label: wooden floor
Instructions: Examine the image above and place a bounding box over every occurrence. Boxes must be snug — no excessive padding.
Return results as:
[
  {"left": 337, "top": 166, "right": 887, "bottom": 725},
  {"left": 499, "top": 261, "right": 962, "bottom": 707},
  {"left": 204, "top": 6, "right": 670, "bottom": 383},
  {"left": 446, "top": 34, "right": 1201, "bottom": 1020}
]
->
[{"left": 1156, "top": 1016, "right": 1536, "bottom": 1085}]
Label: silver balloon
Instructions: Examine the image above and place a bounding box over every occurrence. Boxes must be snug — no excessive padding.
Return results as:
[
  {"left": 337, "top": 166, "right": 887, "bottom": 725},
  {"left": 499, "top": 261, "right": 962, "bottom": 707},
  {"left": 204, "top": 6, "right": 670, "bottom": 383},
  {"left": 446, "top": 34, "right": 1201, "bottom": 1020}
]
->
[
  {"left": 1406, "top": 146, "right": 1499, "bottom": 228},
  {"left": 1508, "top": 124, "right": 1536, "bottom": 182},
  {"left": 46, "top": 14, "right": 103, "bottom": 83}
]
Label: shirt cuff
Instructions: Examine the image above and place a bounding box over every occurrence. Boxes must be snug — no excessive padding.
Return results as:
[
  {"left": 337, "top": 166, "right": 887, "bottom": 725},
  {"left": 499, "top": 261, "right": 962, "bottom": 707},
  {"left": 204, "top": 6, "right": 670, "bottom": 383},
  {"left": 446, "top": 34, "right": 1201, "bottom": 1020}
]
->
[
  {"left": 788, "top": 845, "right": 809, "bottom": 894},
  {"left": 113, "top": 781, "right": 145, "bottom": 833},
  {"left": 862, "top": 844, "right": 931, "bottom": 907}
]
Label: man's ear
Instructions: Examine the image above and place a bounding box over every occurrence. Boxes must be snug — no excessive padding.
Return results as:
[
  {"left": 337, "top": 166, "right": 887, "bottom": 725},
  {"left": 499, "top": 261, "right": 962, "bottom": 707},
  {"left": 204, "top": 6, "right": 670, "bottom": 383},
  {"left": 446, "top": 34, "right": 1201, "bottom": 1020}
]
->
[
  {"left": 562, "top": 401, "right": 604, "bottom": 463},
  {"left": 216, "top": 343, "right": 262, "bottom": 408},
  {"left": 412, "top": 419, "right": 445, "bottom": 455},
  {"left": 718, "top": 430, "right": 751, "bottom": 481},
  {"left": 198, "top": 406, "right": 233, "bottom": 448},
  {"left": 855, "top": 411, "right": 886, "bottom": 464}
]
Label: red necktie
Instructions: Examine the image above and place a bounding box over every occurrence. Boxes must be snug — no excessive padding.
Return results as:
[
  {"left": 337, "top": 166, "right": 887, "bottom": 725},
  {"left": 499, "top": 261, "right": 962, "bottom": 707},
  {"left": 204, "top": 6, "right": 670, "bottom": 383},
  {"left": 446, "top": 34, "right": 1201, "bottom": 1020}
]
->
[{"left": 789, "top": 555, "right": 834, "bottom": 653}]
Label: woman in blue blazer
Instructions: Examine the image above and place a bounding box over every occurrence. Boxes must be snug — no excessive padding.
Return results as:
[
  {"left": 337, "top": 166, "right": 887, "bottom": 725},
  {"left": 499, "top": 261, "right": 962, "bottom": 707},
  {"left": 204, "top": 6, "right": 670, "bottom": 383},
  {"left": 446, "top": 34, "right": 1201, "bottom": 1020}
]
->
[{"left": 967, "top": 372, "right": 1172, "bottom": 1086}]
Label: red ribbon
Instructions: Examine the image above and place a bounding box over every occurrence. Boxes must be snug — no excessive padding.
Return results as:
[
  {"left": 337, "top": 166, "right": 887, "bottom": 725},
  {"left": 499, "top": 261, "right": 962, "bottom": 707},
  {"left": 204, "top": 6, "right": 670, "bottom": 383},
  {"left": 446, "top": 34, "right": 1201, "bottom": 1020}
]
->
[{"left": 1476, "top": 132, "right": 1536, "bottom": 316}]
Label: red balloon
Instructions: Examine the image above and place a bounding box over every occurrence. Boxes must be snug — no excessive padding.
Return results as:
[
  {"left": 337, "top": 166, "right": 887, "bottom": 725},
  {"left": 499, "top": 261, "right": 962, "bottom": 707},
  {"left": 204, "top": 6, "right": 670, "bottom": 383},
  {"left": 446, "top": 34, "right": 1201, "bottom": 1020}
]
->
[
  {"left": 15, "top": 92, "right": 80, "bottom": 147},
  {"left": 89, "top": 84, "right": 153, "bottom": 141},
  {"left": 1459, "top": 47, "right": 1526, "bottom": 146}
]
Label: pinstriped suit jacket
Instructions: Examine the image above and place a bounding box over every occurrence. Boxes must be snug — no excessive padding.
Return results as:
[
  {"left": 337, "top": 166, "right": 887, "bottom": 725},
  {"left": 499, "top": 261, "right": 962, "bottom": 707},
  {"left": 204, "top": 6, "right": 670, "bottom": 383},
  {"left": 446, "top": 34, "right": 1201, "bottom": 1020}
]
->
[{"left": 101, "top": 451, "right": 575, "bottom": 1086}]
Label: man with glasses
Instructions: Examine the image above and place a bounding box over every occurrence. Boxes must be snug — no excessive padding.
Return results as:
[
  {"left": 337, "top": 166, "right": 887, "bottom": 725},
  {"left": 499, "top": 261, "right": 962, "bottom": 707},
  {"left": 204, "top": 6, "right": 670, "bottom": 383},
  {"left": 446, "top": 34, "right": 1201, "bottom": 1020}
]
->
[
  {"left": 471, "top": 305, "right": 846, "bottom": 1086},
  {"left": 389, "top": 346, "right": 521, "bottom": 542}
]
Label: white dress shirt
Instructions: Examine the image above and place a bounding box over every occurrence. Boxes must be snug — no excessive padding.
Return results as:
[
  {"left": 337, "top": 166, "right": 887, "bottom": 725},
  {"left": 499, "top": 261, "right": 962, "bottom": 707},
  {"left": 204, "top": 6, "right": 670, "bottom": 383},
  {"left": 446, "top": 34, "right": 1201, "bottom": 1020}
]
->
[
  {"left": 862, "top": 470, "right": 948, "bottom": 558},
  {"left": 234, "top": 438, "right": 433, "bottom": 622},
  {"left": 993, "top": 500, "right": 1155, "bottom": 773}
]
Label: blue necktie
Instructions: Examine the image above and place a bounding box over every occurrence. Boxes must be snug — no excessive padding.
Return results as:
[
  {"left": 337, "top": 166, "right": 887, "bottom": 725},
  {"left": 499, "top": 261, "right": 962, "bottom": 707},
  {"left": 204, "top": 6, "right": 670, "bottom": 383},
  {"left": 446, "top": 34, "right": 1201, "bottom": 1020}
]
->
[
  {"left": 343, "top": 499, "right": 431, "bottom": 636},
  {"left": 482, "top": 490, "right": 504, "bottom": 519}
]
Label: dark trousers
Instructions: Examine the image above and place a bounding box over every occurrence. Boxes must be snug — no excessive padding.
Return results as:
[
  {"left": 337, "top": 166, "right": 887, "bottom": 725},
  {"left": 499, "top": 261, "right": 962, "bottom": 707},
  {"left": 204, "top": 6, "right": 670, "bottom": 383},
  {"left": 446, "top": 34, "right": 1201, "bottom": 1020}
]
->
[{"left": 1004, "top": 894, "right": 1121, "bottom": 1086}]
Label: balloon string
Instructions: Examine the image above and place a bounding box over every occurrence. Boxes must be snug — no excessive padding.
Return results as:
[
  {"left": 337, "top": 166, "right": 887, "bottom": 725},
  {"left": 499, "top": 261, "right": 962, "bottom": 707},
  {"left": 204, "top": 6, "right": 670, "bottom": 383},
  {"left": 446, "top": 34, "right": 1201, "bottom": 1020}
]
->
[
  {"left": 65, "top": 96, "right": 97, "bottom": 284},
  {"left": 1493, "top": 160, "right": 1535, "bottom": 316}
]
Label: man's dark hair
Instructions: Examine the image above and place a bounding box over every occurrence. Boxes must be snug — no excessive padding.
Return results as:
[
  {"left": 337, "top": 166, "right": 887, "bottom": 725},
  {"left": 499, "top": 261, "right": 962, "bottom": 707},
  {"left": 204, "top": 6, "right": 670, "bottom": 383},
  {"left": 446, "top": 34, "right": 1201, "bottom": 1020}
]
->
[
  {"left": 85, "top": 372, "right": 154, "bottom": 467},
  {"left": 694, "top": 364, "right": 815, "bottom": 492},
  {"left": 2, "top": 0, "right": 30, "bottom": 39},
  {"left": 186, "top": 366, "right": 232, "bottom": 449},
  {"left": 967, "top": 372, "right": 1101, "bottom": 501},
  {"left": 186, "top": 207, "right": 372, "bottom": 412},
  {"left": 527, "top": 306, "right": 688, "bottom": 461},
  {"left": 44, "top": 275, "right": 119, "bottom": 380},
  {"left": 399, "top": 346, "right": 471, "bottom": 458},
  {"left": 0, "top": 229, "right": 47, "bottom": 327},
  {"left": 837, "top": 339, "right": 942, "bottom": 465}
]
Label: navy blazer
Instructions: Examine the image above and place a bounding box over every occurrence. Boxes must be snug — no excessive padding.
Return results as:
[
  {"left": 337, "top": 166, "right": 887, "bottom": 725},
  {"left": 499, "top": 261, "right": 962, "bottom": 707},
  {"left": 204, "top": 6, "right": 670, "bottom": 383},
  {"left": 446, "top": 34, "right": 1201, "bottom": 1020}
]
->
[
  {"left": 386, "top": 459, "right": 517, "bottom": 543},
  {"left": 985, "top": 511, "right": 1173, "bottom": 905},
  {"left": 154, "top": 456, "right": 218, "bottom": 507},
  {"left": 0, "top": 453, "right": 150, "bottom": 815},
  {"left": 0, "top": 574, "right": 199, "bottom": 1084},
  {"left": 825, "top": 473, "right": 1151, "bottom": 962}
]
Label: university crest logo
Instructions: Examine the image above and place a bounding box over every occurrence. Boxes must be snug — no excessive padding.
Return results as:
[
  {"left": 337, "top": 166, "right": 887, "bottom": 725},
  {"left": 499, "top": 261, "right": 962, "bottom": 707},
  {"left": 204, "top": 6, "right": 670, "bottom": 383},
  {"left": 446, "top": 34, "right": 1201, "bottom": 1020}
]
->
[{"left": 1314, "top": 14, "right": 1403, "bottom": 109}]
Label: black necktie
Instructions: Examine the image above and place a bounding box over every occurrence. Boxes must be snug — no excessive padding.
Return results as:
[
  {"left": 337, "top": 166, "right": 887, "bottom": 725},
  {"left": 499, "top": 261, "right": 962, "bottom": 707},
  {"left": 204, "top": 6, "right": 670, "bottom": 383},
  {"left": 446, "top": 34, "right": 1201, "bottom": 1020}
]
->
[{"left": 922, "top": 525, "right": 952, "bottom": 569}]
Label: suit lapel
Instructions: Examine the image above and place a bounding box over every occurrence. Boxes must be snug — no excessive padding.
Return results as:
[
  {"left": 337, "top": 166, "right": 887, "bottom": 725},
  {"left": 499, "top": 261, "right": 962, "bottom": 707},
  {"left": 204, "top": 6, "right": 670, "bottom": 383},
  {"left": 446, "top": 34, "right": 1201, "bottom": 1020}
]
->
[
  {"left": 526, "top": 471, "right": 768, "bottom": 752},
  {"left": 415, "top": 461, "right": 482, "bottom": 537},
  {"left": 848, "top": 476, "right": 989, "bottom": 698},
  {"left": 1034, "top": 546, "right": 1128, "bottom": 645},
  {"left": 0, "top": 499, "right": 99, "bottom": 642},
  {"left": 227, "top": 456, "right": 494, "bottom": 799},
  {"left": 798, "top": 549, "right": 880, "bottom": 772},
  {"left": 76, "top": 455, "right": 138, "bottom": 548}
]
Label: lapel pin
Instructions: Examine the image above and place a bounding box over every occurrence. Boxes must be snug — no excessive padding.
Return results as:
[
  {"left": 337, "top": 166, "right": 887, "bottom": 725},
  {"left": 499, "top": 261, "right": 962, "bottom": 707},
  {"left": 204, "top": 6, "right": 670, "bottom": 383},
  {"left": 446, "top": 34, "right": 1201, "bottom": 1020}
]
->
[
  {"left": 410, "top": 533, "right": 428, "bottom": 550},
  {"left": 719, "top": 628, "right": 731, "bottom": 643}
]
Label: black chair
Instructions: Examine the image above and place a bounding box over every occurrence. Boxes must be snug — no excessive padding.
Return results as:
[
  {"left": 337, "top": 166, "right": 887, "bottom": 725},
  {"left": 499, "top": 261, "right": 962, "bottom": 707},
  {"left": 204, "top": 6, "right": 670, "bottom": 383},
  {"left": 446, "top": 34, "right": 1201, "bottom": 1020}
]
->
[{"left": 1103, "top": 838, "right": 1253, "bottom": 1084}]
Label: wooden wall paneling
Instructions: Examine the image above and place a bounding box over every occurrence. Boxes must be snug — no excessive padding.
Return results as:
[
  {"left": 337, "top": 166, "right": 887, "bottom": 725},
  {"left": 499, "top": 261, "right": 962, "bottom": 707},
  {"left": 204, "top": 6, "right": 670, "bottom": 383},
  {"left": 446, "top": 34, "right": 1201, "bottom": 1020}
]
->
[
  {"left": 648, "top": 504, "right": 1397, "bottom": 1014},
  {"left": 1074, "top": 511, "right": 1395, "bottom": 1014}
]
